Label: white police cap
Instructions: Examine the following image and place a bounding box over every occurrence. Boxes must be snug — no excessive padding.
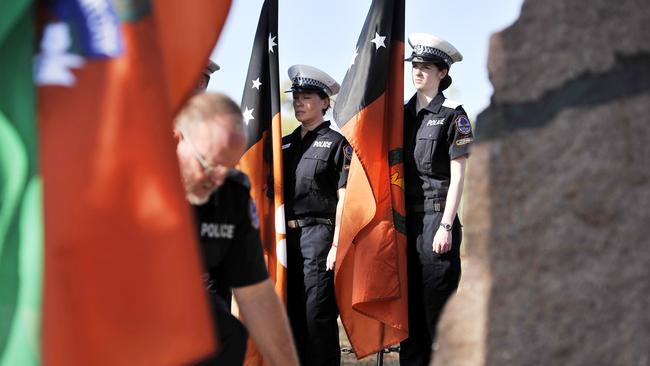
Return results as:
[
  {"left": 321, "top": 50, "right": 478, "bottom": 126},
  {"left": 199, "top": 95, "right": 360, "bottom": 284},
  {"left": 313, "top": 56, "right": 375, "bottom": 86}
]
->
[
  {"left": 286, "top": 64, "right": 340, "bottom": 97},
  {"left": 405, "top": 33, "right": 463, "bottom": 67}
]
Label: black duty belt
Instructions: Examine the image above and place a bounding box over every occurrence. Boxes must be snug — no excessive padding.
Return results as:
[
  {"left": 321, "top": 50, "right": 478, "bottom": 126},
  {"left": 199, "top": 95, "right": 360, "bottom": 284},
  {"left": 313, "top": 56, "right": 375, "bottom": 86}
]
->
[
  {"left": 287, "top": 217, "right": 334, "bottom": 229},
  {"left": 408, "top": 198, "right": 446, "bottom": 213}
]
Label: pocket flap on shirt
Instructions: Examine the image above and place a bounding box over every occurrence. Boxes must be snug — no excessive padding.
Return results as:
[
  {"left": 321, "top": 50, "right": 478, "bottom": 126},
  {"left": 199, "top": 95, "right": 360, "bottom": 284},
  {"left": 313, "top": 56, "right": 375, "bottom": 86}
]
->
[{"left": 303, "top": 149, "right": 330, "bottom": 161}]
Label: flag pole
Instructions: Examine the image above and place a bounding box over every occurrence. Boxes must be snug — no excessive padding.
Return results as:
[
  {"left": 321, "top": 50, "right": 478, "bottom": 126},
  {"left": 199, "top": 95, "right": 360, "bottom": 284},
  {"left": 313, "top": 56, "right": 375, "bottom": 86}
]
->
[{"left": 376, "top": 351, "right": 384, "bottom": 366}]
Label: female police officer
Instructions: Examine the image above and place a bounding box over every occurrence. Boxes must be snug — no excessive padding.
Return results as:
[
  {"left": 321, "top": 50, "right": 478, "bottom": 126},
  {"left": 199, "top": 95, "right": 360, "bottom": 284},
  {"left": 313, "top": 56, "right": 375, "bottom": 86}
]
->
[
  {"left": 400, "top": 34, "right": 473, "bottom": 365},
  {"left": 282, "top": 65, "right": 351, "bottom": 366}
]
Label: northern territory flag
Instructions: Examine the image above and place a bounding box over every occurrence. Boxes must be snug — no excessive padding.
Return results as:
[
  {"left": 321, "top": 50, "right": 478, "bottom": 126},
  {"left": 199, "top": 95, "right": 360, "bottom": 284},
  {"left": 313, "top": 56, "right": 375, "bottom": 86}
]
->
[
  {"left": 332, "top": 0, "right": 408, "bottom": 358},
  {"left": 238, "top": 0, "right": 285, "bottom": 364},
  {"left": 36, "top": 1, "right": 232, "bottom": 365}
]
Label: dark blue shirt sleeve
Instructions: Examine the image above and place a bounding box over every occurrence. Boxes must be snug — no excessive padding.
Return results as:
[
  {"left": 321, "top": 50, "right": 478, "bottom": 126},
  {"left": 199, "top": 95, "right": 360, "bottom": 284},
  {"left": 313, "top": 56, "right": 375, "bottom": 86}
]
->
[
  {"left": 222, "top": 192, "right": 269, "bottom": 288},
  {"left": 447, "top": 108, "right": 474, "bottom": 159}
]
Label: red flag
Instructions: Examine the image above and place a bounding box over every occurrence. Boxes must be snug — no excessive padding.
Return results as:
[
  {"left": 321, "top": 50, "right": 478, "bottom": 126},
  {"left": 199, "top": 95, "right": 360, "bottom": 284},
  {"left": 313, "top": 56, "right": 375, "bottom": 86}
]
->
[
  {"left": 332, "top": 0, "right": 408, "bottom": 358},
  {"left": 237, "top": 0, "right": 285, "bottom": 364},
  {"left": 39, "top": 1, "right": 232, "bottom": 365}
]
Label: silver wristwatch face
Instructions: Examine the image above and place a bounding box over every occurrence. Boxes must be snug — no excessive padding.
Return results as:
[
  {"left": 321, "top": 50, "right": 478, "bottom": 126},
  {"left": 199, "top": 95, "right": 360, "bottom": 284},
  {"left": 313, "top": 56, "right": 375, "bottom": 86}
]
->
[{"left": 440, "top": 223, "right": 452, "bottom": 231}]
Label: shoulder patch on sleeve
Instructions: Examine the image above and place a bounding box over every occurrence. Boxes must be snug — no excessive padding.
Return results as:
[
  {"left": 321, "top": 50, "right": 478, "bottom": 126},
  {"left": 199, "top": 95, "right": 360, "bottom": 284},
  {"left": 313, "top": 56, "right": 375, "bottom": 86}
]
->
[
  {"left": 455, "top": 115, "right": 472, "bottom": 135},
  {"left": 442, "top": 98, "right": 462, "bottom": 109},
  {"left": 343, "top": 144, "right": 353, "bottom": 159},
  {"left": 343, "top": 144, "right": 353, "bottom": 170},
  {"left": 249, "top": 200, "right": 260, "bottom": 230},
  {"left": 226, "top": 169, "right": 251, "bottom": 189}
]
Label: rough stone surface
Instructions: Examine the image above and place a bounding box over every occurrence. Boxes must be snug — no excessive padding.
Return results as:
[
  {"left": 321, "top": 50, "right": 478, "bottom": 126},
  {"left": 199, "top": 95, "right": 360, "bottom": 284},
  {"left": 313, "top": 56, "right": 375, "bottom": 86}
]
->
[
  {"left": 432, "top": 0, "right": 650, "bottom": 365},
  {"left": 488, "top": 0, "right": 650, "bottom": 104}
]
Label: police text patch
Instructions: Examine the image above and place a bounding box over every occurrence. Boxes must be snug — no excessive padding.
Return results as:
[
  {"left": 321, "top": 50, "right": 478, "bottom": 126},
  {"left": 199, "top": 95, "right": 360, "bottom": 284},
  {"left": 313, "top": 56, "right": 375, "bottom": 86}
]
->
[
  {"left": 455, "top": 115, "right": 472, "bottom": 135},
  {"left": 426, "top": 118, "right": 445, "bottom": 126},
  {"left": 200, "top": 223, "right": 235, "bottom": 239},
  {"left": 313, "top": 140, "right": 332, "bottom": 148}
]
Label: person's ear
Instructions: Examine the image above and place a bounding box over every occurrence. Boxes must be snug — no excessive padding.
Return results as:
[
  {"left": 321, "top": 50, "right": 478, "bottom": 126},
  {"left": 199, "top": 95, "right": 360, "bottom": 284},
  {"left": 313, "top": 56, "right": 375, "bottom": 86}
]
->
[{"left": 173, "top": 129, "right": 182, "bottom": 143}]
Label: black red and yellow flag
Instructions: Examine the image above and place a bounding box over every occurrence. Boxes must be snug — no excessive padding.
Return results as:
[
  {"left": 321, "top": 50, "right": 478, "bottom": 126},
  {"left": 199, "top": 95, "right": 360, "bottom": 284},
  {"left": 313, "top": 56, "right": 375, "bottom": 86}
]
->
[
  {"left": 332, "top": 0, "right": 408, "bottom": 358},
  {"left": 238, "top": 0, "right": 285, "bottom": 364}
]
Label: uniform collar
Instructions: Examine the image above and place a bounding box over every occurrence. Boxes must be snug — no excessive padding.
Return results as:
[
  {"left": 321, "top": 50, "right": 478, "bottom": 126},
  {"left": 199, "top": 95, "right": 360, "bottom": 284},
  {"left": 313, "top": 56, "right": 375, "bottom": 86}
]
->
[
  {"left": 406, "top": 92, "right": 446, "bottom": 115},
  {"left": 311, "top": 120, "right": 331, "bottom": 136},
  {"left": 291, "top": 120, "right": 331, "bottom": 139}
]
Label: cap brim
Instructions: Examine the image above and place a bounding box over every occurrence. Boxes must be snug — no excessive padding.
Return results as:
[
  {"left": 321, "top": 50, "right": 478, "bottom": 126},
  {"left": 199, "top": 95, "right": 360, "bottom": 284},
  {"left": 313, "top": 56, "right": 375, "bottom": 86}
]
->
[
  {"left": 284, "top": 85, "right": 329, "bottom": 95},
  {"left": 405, "top": 55, "right": 449, "bottom": 65},
  {"left": 405, "top": 55, "right": 425, "bottom": 62}
]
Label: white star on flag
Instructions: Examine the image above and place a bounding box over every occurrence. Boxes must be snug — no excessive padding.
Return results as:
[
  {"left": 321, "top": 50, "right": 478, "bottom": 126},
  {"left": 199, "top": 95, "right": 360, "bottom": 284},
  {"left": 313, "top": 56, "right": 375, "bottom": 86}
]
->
[
  {"left": 243, "top": 106, "right": 255, "bottom": 125},
  {"left": 370, "top": 32, "right": 386, "bottom": 50},
  {"left": 348, "top": 47, "right": 359, "bottom": 69},
  {"left": 268, "top": 33, "right": 277, "bottom": 53},
  {"left": 251, "top": 77, "right": 262, "bottom": 90}
]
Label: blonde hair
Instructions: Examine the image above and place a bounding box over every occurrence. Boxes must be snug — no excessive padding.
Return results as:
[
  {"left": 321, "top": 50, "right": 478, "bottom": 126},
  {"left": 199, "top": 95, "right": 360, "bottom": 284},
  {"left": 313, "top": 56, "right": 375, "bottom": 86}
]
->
[{"left": 175, "top": 92, "right": 245, "bottom": 137}]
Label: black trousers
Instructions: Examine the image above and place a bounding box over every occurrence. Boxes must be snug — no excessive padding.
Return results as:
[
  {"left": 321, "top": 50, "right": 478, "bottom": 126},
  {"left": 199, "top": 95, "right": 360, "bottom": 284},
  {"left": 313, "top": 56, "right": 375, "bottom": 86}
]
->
[
  {"left": 287, "top": 223, "right": 341, "bottom": 366},
  {"left": 399, "top": 213, "right": 462, "bottom": 366},
  {"left": 195, "top": 306, "right": 248, "bottom": 365}
]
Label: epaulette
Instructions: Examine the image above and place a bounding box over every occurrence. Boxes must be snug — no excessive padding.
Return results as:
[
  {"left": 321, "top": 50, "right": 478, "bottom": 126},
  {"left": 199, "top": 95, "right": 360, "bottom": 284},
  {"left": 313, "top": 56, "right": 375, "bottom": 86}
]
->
[
  {"left": 226, "top": 169, "right": 251, "bottom": 189},
  {"left": 442, "top": 98, "right": 463, "bottom": 109}
]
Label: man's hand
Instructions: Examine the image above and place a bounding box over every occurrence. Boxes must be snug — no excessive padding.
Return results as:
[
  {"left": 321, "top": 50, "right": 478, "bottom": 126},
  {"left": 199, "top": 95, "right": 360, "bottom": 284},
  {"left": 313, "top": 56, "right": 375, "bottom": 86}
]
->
[
  {"left": 326, "top": 245, "right": 337, "bottom": 271},
  {"left": 233, "top": 279, "right": 299, "bottom": 366},
  {"left": 432, "top": 227, "right": 452, "bottom": 254}
]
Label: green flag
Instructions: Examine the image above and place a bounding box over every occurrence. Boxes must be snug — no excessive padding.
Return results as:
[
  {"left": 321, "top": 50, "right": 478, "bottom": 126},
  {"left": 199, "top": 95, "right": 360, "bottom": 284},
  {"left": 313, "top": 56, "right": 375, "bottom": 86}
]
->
[{"left": 0, "top": 1, "right": 42, "bottom": 365}]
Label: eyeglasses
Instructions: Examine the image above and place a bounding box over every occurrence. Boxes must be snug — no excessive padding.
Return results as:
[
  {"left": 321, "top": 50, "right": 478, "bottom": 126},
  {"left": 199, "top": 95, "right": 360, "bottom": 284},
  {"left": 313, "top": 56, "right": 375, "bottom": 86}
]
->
[{"left": 179, "top": 128, "right": 223, "bottom": 177}]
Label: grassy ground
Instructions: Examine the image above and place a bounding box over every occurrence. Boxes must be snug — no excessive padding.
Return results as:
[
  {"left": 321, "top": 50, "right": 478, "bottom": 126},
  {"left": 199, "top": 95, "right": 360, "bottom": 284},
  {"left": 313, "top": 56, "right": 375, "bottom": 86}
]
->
[{"left": 339, "top": 319, "right": 400, "bottom": 365}]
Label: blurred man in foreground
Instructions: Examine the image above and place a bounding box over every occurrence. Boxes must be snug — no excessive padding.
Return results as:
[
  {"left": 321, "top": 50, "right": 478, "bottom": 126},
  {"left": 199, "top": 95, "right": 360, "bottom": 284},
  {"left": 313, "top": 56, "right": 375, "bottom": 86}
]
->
[{"left": 175, "top": 92, "right": 299, "bottom": 366}]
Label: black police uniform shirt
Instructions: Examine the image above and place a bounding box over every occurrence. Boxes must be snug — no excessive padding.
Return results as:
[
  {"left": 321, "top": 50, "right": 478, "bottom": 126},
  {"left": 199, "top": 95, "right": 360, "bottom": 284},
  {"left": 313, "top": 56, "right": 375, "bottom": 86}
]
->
[
  {"left": 403, "top": 92, "right": 473, "bottom": 206},
  {"left": 193, "top": 170, "right": 268, "bottom": 311},
  {"left": 282, "top": 121, "right": 351, "bottom": 220}
]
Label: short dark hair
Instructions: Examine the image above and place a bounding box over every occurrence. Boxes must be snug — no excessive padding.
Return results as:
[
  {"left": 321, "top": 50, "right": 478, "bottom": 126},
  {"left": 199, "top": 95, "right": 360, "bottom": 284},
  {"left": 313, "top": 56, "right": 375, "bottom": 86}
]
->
[{"left": 318, "top": 93, "right": 330, "bottom": 115}]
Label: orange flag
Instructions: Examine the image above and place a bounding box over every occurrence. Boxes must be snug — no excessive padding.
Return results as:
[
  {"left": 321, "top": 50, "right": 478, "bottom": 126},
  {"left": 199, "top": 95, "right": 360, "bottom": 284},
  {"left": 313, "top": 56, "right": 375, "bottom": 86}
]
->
[
  {"left": 332, "top": 0, "right": 408, "bottom": 358},
  {"left": 238, "top": 0, "right": 285, "bottom": 364},
  {"left": 38, "top": 1, "right": 231, "bottom": 365}
]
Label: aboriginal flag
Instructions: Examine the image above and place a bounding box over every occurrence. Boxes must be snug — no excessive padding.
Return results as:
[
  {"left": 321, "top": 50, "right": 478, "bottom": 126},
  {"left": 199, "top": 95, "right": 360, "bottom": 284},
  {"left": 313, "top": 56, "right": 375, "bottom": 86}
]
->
[
  {"left": 332, "top": 0, "right": 408, "bottom": 358},
  {"left": 36, "top": 1, "right": 232, "bottom": 365},
  {"left": 238, "top": 0, "right": 285, "bottom": 364}
]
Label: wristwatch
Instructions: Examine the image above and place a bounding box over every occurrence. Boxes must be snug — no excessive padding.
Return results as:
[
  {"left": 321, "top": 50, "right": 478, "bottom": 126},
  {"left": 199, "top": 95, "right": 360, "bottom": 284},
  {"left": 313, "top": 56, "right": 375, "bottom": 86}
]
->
[{"left": 440, "top": 223, "right": 452, "bottom": 231}]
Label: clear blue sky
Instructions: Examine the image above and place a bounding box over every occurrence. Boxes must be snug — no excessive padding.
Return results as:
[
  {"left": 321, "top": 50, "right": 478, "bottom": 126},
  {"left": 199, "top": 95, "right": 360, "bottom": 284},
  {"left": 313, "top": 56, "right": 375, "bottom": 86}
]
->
[{"left": 208, "top": 0, "right": 524, "bottom": 121}]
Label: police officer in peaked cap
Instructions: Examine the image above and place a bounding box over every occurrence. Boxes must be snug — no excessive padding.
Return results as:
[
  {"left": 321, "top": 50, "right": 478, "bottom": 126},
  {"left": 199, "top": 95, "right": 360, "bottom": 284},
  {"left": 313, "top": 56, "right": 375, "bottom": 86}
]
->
[
  {"left": 401, "top": 33, "right": 474, "bottom": 366},
  {"left": 282, "top": 64, "right": 352, "bottom": 366}
]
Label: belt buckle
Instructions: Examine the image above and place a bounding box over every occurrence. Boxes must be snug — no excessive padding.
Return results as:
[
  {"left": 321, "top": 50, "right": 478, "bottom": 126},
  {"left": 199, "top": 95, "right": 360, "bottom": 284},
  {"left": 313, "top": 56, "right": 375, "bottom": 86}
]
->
[{"left": 434, "top": 202, "right": 441, "bottom": 212}]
